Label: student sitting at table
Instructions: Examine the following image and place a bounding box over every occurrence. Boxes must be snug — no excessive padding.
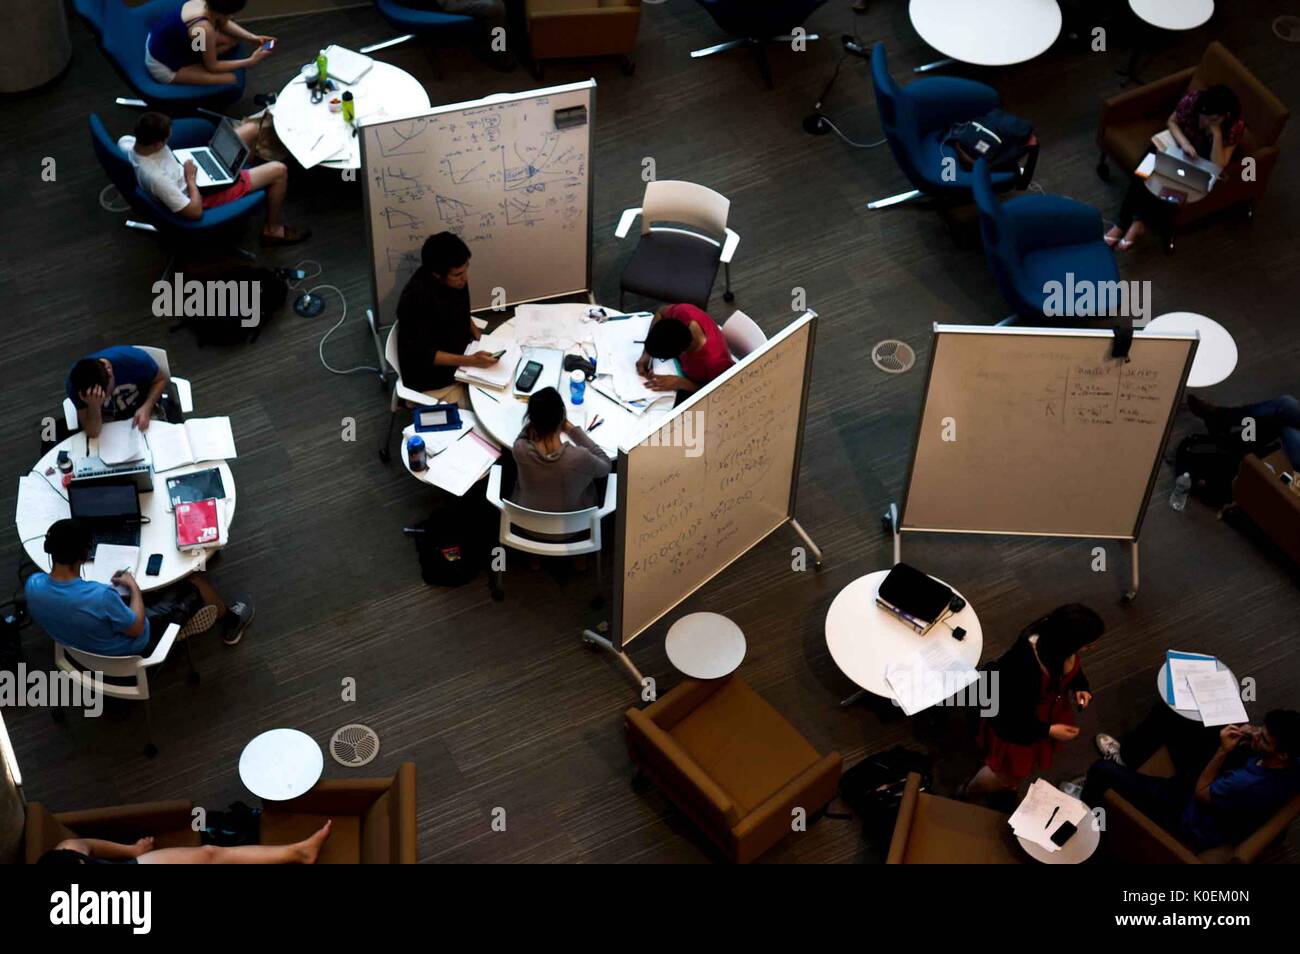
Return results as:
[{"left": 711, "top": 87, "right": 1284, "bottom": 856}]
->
[
  {"left": 1104, "top": 84, "right": 1244, "bottom": 251},
  {"left": 67, "top": 345, "right": 170, "bottom": 438},
  {"left": 635, "top": 304, "right": 734, "bottom": 398},
  {"left": 40, "top": 820, "right": 332, "bottom": 865},
  {"left": 1189, "top": 393, "right": 1300, "bottom": 469},
  {"left": 145, "top": 0, "right": 275, "bottom": 87},
  {"left": 1083, "top": 705, "right": 1300, "bottom": 852},
  {"left": 961, "top": 603, "right": 1105, "bottom": 803},
  {"left": 121, "top": 111, "right": 309, "bottom": 246},
  {"left": 24, "top": 519, "right": 255, "bottom": 655},
  {"left": 396, "top": 231, "right": 499, "bottom": 405}
]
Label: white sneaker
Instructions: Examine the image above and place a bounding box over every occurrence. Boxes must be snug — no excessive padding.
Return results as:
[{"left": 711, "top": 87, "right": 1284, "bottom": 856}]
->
[{"left": 1094, "top": 732, "right": 1124, "bottom": 766}]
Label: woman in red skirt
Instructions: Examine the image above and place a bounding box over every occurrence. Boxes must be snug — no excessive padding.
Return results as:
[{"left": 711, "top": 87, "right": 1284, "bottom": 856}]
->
[{"left": 963, "top": 604, "right": 1105, "bottom": 802}]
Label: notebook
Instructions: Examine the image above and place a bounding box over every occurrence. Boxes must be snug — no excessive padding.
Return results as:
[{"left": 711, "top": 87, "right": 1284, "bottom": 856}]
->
[
  {"left": 174, "top": 497, "right": 227, "bottom": 551},
  {"left": 321, "top": 45, "right": 374, "bottom": 85},
  {"left": 98, "top": 419, "right": 146, "bottom": 465},
  {"left": 455, "top": 333, "right": 522, "bottom": 391},
  {"left": 166, "top": 467, "right": 227, "bottom": 510},
  {"left": 145, "top": 418, "right": 237, "bottom": 472}
]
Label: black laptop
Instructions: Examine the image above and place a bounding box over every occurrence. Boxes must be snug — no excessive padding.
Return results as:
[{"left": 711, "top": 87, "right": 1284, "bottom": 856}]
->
[{"left": 68, "top": 478, "right": 142, "bottom": 557}]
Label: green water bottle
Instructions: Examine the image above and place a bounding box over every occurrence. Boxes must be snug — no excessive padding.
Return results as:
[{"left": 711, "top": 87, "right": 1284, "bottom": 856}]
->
[
  {"left": 315, "top": 51, "right": 328, "bottom": 86},
  {"left": 341, "top": 91, "right": 355, "bottom": 125}
]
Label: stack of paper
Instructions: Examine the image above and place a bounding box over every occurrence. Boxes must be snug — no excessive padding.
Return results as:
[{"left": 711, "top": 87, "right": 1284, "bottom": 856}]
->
[
  {"left": 424, "top": 429, "right": 501, "bottom": 497},
  {"left": 592, "top": 314, "right": 678, "bottom": 406},
  {"left": 16, "top": 474, "right": 71, "bottom": 547},
  {"left": 1009, "top": 779, "right": 1088, "bottom": 853},
  {"left": 1187, "top": 670, "right": 1248, "bottom": 727},
  {"left": 84, "top": 544, "right": 140, "bottom": 586},
  {"left": 1165, "top": 650, "right": 1219, "bottom": 710},
  {"left": 455, "top": 333, "right": 521, "bottom": 391},
  {"left": 883, "top": 639, "right": 980, "bottom": 716},
  {"left": 98, "top": 420, "right": 146, "bottom": 465},
  {"left": 145, "top": 418, "right": 237, "bottom": 472},
  {"left": 513, "top": 305, "right": 589, "bottom": 350}
]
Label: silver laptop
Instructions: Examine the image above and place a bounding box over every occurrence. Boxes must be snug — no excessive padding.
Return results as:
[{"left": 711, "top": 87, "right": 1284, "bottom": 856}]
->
[
  {"left": 173, "top": 120, "right": 248, "bottom": 189},
  {"left": 1153, "top": 150, "right": 1216, "bottom": 195}
]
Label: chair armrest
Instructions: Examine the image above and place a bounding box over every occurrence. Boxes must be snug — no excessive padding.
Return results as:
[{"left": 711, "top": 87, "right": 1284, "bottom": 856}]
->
[
  {"left": 596, "top": 474, "right": 618, "bottom": 518},
  {"left": 173, "top": 378, "right": 194, "bottom": 414},
  {"left": 641, "top": 676, "right": 726, "bottom": 730},
  {"left": 720, "top": 228, "right": 740, "bottom": 264},
  {"left": 912, "top": 78, "right": 1001, "bottom": 132},
  {"left": 1231, "top": 793, "right": 1300, "bottom": 864},
  {"left": 1102, "top": 790, "right": 1202, "bottom": 863},
  {"left": 730, "top": 752, "right": 842, "bottom": 863},
  {"left": 1004, "top": 195, "right": 1104, "bottom": 250},
  {"left": 886, "top": 772, "right": 924, "bottom": 863},
  {"left": 485, "top": 464, "right": 505, "bottom": 510},
  {"left": 267, "top": 777, "right": 396, "bottom": 816},
  {"left": 614, "top": 207, "right": 642, "bottom": 239},
  {"left": 1100, "top": 67, "right": 1195, "bottom": 128},
  {"left": 62, "top": 398, "right": 78, "bottom": 431},
  {"left": 54, "top": 799, "right": 196, "bottom": 841},
  {"left": 142, "top": 623, "right": 180, "bottom": 667},
  {"left": 625, "top": 707, "right": 738, "bottom": 828}
]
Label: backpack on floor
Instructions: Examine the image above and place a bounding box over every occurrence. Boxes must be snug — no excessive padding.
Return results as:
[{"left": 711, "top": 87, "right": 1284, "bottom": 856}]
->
[
  {"left": 408, "top": 508, "right": 483, "bottom": 587},
  {"left": 1174, "top": 432, "right": 1248, "bottom": 507},
  {"left": 839, "top": 745, "right": 932, "bottom": 841},
  {"left": 173, "top": 266, "right": 288, "bottom": 346},
  {"left": 201, "top": 801, "right": 261, "bottom": 846}
]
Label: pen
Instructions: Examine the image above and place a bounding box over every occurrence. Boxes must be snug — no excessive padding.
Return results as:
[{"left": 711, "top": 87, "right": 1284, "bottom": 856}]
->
[
  {"left": 1044, "top": 805, "right": 1060, "bottom": 829},
  {"left": 473, "top": 387, "right": 500, "bottom": 403}
]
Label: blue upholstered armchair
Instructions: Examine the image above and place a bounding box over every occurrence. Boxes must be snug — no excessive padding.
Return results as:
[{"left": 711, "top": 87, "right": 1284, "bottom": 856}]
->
[
  {"left": 692, "top": 0, "right": 827, "bottom": 88},
  {"left": 869, "top": 42, "right": 1026, "bottom": 209},
  {"left": 971, "top": 159, "right": 1121, "bottom": 326},
  {"left": 74, "top": 0, "right": 245, "bottom": 110}
]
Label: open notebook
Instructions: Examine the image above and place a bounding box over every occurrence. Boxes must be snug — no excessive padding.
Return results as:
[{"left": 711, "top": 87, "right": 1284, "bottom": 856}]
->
[{"left": 145, "top": 418, "right": 237, "bottom": 472}]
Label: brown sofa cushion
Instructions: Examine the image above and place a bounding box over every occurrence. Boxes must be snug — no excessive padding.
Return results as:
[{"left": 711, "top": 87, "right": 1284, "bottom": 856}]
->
[
  {"left": 899, "top": 792, "right": 1024, "bottom": 864},
  {"left": 669, "top": 677, "right": 821, "bottom": 814},
  {"left": 259, "top": 812, "right": 361, "bottom": 864}
]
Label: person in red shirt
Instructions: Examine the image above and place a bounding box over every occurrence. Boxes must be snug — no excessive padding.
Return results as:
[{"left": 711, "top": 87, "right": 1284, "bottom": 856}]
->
[{"left": 635, "top": 303, "right": 734, "bottom": 396}]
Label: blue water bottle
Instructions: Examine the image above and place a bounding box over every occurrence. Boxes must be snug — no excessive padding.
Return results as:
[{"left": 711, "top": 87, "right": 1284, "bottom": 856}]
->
[
  {"left": 407, "top": 434, "right": 427, "bottom": 472},
  {"left": 569, "top": 369, "right": 587, "bottom": 404}
]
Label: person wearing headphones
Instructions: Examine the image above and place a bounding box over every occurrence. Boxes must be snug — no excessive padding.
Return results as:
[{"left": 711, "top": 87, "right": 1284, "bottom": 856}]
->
[{"left": 24, "top": 518, "right": 254, "bottom": 656}]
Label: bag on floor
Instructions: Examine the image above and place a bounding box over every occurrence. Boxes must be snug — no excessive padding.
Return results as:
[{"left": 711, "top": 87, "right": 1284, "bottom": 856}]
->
[
  {"left": 945, "top": 109, "right": 1034, "bottom": 170},
  {"left": 1174, "top": 432, "right": 1247, "bottom": 507},
  {"left": 173, "top": 266, "right": 288, "bottom": 346},
  {"left": 839, "top": 745, "right": 931, "bottom": 837},
  {"left": 201, "top": 801, "right": 261, "bottom": 846},
  {"left": 409, "top": 509, "right": 482, "bottom": 587}
]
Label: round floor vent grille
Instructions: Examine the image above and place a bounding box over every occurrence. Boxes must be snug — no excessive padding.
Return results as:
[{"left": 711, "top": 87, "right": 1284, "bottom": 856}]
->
[
  {"left": 871, "top": 339, "right": 917, "bottom": 374},
  {"left": 1275, "top": 16, "right": 1300, "bottom": 42},
  {"left": 99, "top": 185, "right": 130, "bottom": 213},
  {"left": 330, "top": 723, "right": 380, "bottom": 767}
]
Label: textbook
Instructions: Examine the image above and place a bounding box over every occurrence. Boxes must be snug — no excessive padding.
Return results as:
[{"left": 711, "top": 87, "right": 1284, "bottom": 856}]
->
[
  {"left": 174, "top": 498, "right": 227, "bottom": 552},
  {"left": 145, "top": 418, "right": 237, "bottom": 472}
]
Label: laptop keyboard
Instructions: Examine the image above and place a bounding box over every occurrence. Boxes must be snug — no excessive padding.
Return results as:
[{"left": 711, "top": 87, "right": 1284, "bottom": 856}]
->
[{"left": 194, "top": 151, "right": 226, "bottom": 180}]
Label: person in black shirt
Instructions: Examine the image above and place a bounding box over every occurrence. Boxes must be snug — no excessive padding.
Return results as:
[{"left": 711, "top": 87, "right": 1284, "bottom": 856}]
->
[{"left": 396, "top": 232, "right": 499, "bottom": 402}]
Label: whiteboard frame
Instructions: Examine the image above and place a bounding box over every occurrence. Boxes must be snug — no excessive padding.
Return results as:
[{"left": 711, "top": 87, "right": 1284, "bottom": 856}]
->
[
  {"left": 612, "top": 310, "right": 819, "bottom": 650},
  {"left": 359, "top": 80, "right": 596, "bottom": 322},
  {"left": 899, "top": 323, "right": 1199, "bottom": 542}
]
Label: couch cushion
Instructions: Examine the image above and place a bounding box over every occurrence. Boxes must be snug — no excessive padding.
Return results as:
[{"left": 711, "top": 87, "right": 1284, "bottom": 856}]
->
[
  {"left": 259, "top": 812, "right": 360, "bottom": 864},
  {"left": 902, "top": 793, "right": 1025, "bottom": 863},
  {"left": 1140, "top": 747, "right": 1178, "bottom": 779},
  {"left": 1101, "top": 118, "right": 1162, "bottom": 173},
  {"left": 668, "top": 678, "right": 820, "bottom": 814}
]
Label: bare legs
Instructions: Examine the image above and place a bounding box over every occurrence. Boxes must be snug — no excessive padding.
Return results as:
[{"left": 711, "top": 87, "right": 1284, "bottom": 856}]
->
[
  {"left": 963, "top": 765, "right": 1018, "bottom": 801},
  {"left": 137, "top": 820, "right": 332, "bottom": 864},
  {"left": 167, "top": 35, "right": 242, "bottom": 86}
]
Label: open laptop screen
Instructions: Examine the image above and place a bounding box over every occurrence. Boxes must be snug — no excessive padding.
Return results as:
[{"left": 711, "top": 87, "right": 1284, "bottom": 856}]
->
[
  {"left": 68, "top": 480, "right": 140, "bottom": 521},
  {"left": 210, "top": 120, "right": 246, "bottom": 172}
]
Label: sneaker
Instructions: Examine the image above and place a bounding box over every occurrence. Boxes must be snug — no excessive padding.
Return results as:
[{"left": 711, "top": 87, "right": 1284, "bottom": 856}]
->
[
  {"left": 1094, "top": 732, "right": 1124, "bottom": 765},
  {"left": 1187, "top": 394, "right": 1230, "bottom": 434},
  {"left": 221, "top": 598, "right": 255, "bottom": 646},
  {"left": 1060, "top": 778, "right": 1085, "bottom": 799}
]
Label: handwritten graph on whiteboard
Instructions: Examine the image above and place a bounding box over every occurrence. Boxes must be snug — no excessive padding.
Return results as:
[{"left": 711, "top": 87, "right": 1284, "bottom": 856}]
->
[{"left": 361, "top": 83, "right": 594, "bottom": 320}]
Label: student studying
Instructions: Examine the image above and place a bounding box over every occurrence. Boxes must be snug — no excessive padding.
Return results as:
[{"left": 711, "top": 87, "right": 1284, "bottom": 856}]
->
[
  {"left": 635, "top": 303, "right": 734, "bottom": 397},
  {"left": 67, "top": 346, "right": 169, "bottom": 437}
]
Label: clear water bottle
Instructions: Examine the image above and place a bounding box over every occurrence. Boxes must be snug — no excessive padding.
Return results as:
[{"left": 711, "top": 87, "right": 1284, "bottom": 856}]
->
[{"left": 1169, "top": 472, "right": 1191, "bottom": 511}]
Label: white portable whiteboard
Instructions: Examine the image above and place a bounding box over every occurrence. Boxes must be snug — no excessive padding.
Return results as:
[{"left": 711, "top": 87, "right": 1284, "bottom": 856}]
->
[
  {"left": 614, "top": 312, "right": 818, "bottom": 649},
  {"left": 360, "top": 80, "right": 594, "bottom": 321},
  {"left": 901, "top": 325, "right": 1198, "bottom": 540}
]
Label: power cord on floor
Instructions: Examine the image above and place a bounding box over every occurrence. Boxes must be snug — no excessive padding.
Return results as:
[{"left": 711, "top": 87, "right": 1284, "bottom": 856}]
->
[
  {"left": 802, "top": 11, "right": 886, "bottom": 148},
  {"left": 283, "top": 260, "right": 382, "bottom": 377}
]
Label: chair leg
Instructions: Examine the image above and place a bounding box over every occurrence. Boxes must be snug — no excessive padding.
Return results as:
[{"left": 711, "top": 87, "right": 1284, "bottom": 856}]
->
[
  {"left": 995, "top": 314, "right": 1020, "bottom": 327},
  {"left": 184, "top": 637, "right": 200, "bottom": 685},
  {"left": 690, "top": 38, "right": 748, "bottom": 58},
  {"left": 491, "top": 568, "right": 505, "bottom": 601},
  {"left": 143, "top": 700, "right": 158, "bottom": 758},
  {"left": 591, "top": 550, "right": 605, "bottom": 609},
  {"left": 752, "top": 41, "right": 774, "bottom": 89},
  {"left": 722, "top": 262, "right": 734, "bottom": 303},
  {"left": 866, "top": 189, "right": 923, "bottom": 211},
  {"left": 619, "top": 288, "right": 626, "bottom": 312},
  {"left": 379, "top": 397, "right": 398, "bottom": 463},
  {"left": 1096, "top": 152, "right": 1111, "bottom": 182},
  {"left": 359, "top": 34, "right": 416, "bottom": 55}
]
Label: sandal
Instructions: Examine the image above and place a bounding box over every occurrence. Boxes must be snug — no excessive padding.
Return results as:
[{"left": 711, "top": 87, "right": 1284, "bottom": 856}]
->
[{"left": 260, "top": 225, "right": 312, "bottom": 247}]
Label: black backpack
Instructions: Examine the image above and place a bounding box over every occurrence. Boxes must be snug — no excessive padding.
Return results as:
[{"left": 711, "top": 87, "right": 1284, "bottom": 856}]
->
[
  {"left": 945, "top": 109, "right": 1035, "bottom": 170},
  {"left": 839, "top": 745, "right": 932, "bottom": 841},
  {"left": 408, "top": 508, "right": 483, "bottom": 587},
  {"left": 1173, "top": 432, "right": 1248, "bottom": 507},
  {"left": 174, "top": 266, "right": 288, "bottom": 346}
]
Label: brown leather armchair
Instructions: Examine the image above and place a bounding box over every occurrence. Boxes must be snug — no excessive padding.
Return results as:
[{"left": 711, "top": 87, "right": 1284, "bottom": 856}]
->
[
  {"left": 887, "top": 773, "right": 1025, "bottom": 863},
  {"left": 625, "top": 675, "right": 841, "bottom": 863},
  {"left": 1096, "top": 42, "right": 1289, "bottom": 238},
  {"left": 1102, "top": 748, "right": 1300, "bottom": 864},
  {"left": 25, "top": 799, "right": 201, "bottom": 863},
  {"left": 525, "top": 0, "right": 640, "bottom": 77},
  {"left": 1231, "top": 449, "right": 1300, "bottom": 567}
]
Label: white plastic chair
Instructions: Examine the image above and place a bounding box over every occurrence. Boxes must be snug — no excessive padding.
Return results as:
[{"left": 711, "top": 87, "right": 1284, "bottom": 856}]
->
[
  {"left": 484, "top": 465, "right": 617, "bottom": 603},
  {"left": 615, "top": 180, "right": 741, "bottom": 309},
  {"left": 61, "top": 345, "right": 193, "bottom": 432},
  {"left": 52, "top": 622, "right": 185, "bottom": 758},
  {"left": 378, "top": 322, "right": 447, "bottom": 462},
  {"left": 721, "top": 310, "right": 768, "bottom": 359}
]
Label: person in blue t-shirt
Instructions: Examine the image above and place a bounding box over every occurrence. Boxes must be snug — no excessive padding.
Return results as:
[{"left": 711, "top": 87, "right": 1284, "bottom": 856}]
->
[
  {"left": 24, "top": 519, "right": 255, "bottom": 656},
  {"left": 1083, "top": 703, "right": 1300, "bottom": 852},
  {"left": 65, "top": 346, "right": 169, "bottom": 438}
]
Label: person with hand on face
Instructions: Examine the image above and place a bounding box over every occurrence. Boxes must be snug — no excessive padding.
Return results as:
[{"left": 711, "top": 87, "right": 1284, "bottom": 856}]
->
[
  {"left": 145, "top": 0, "right": 276, "bottom": 87},
  {"left": 396, "top": 232, "right": 498, "bottom": 407},
  {"left": 66, "top": 346, "right": 170, "bottom": 438},
  {"left": 635, "top": 303, "right": 734, "bottom": 402},
  {"left": 962, "top": 603, "right": 1105, "bottom": 803}
]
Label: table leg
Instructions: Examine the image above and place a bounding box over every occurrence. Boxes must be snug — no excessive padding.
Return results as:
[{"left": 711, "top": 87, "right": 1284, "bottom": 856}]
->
[{"left": 913, "top": 57, "right": 955, "bottom": 74}]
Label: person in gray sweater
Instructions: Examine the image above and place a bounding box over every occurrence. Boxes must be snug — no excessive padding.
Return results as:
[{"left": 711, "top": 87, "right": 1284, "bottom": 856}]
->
[{"left": 511, "top": 387, "right": 611, "bottom": 513}]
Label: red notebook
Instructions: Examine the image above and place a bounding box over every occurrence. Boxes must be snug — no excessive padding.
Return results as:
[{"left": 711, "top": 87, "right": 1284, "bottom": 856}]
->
[{"left": 175, "top": 498, "right": 222, "bottom": 550}]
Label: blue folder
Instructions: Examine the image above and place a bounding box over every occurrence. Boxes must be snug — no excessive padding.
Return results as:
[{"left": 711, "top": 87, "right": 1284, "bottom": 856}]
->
[{"left": 1164, "top": 649, "right": 1218, "bottom": 705}]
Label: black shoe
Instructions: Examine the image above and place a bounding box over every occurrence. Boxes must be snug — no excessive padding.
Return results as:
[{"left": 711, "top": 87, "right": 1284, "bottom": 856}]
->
[
  {"left": 1187, "top": 394, "right": 1230, "bottom": 435},
  {"left": 221, "top": 598, "right": 254, "bottom": 646}
]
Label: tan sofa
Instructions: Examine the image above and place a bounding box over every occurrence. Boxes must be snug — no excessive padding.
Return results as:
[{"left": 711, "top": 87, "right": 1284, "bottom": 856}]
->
[
  {"left": 887, "top": 772, "right": 1025, "bottom": 863},
  {"left": 1232, "top": 449, "right": 1300, "bottom": 567},
  {"left": 525, "top": 0, "right": 640, "bottom": 77},
  {"left": 625, "top": 675, "right": 841, "bottom": 863}
]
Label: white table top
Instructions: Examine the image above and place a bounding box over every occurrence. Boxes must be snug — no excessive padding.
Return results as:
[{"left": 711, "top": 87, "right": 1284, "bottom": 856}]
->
[
  {"left": 1145, "top": 312, "right": 1237, "bottom": 387},
  {"left": 1017, "top": 808, "right": 1101, "bottom": 863},
  {"left": 1129, "top": 0, "right": 1214, "bottom": 31},
  {"left": 824, "top": 569, "right": 983, "bottom": 703},
  {"left": 909, "top": 0, "right": 1063, "bottom": 67},
  {"left": 272, "top": 59, "right": 429, "bottom": 171},
  {"left": 665, "top": 612, "right": 747, "bottom": 679},
  {"left": 19, "top": 431, "right": 237, "bottom": 593},
  {"left": 467, "top": 306, "right": 675, "bottom": 458},
  {"left": 239, "top": 728, "right": 324, "bottom": 801},
  {"left": 1156, "top": 659, "right": 1237, "bottom": 722}
]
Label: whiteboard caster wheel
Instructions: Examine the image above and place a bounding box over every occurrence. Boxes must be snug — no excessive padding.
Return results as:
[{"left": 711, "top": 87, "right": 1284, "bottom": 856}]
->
[
  {"left": 1120, "top": 590, "right": 1137, "bottom": 605},
  {"left": 378, "top": 447, "right": 391, "bottom": 463},
  {"left": 881, "top": 511, "right": 895, "bottom": 533},
  {"left": 723, "top": 291, "right": 735, "bottom": 303}
]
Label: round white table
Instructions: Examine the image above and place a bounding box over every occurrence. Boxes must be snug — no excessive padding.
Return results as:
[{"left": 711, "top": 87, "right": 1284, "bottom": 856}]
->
[
  {"left": 1130, "top": 0, "right": 1214, "bottom": 32},
  {"left": 239, "top": 728, "right": 324, "bottom": 801},
  {"left": 1156, "top": 658, "right": 1237, "bottom": 722},
  {"left": 1145, "top": 312, "right": 1237, "bottom": 387},
  {"left": 909, "top": 0, "right": 1062, "bottom": 69},
  {"left": 1017, "top": 806, "right": 1101, "bottom": 864},
  {"left": 824, "top": 569, "right": 982, "bottom": 705},
  {"left": 271, "top": 59, "right": 429, "bottom": 171},
  {"left": 665, "top": 612, "right": 747, "bottom": 679},
  {"left": 468, "top": 305, "right": 675, "bottom": 459},
  {"left": 19, "top": 432, "right": 237, "bottom": 593}
]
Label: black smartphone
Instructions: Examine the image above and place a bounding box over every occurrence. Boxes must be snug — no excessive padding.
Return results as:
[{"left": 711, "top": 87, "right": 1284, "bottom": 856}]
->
[
  {"left": 1050, "top": 821, "right": 1078, "bottom": 847},
  {"left": 145, "top": 553, "right": 164, "bottom": 576},
  {"left": 490, "top": 349, "right": 507, "bottom": 360},
  {"left": 515, "top": 360, "right": 544, "bottom": 392}
]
